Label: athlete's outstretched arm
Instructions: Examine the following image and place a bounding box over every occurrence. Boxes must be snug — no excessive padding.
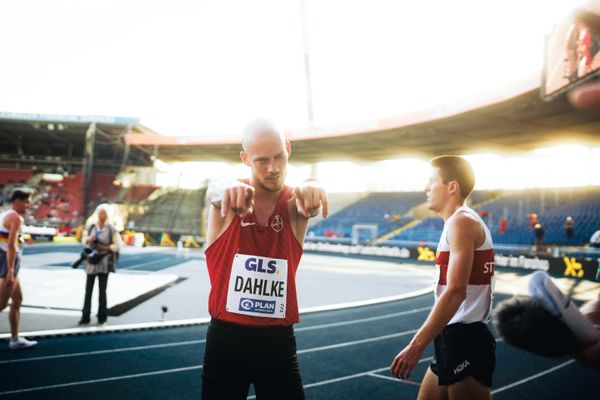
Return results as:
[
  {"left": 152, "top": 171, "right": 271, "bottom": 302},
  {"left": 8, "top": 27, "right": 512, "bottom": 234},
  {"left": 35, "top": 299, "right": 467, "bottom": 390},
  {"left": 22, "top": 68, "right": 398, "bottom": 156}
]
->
[
  {"left": 205, "top": 177, "right": 254, "bottom": 247},
  {"left": 293, "top": 180, "right": 329, "bottom": 219},
  {"left": 206, "top": 177, "right": 255, "bottom": 218},
  {"left": 391, "top": 215, "right": 478, "bottom": 379},
  {"left": 288, "top": 180, "right": 328, "bottom": 245}
]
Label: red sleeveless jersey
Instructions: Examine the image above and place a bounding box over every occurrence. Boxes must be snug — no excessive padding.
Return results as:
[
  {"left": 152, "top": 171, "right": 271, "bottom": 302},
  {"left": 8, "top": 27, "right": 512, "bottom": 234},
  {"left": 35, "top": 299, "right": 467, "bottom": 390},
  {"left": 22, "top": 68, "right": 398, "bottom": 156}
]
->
[{"left": 204, "top": 185, "right": 303, "bottom": 326}]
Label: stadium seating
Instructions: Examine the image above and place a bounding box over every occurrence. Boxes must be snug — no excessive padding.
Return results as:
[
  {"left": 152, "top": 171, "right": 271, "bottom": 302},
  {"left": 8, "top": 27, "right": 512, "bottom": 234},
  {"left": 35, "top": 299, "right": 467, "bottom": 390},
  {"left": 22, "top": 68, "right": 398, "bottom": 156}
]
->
[
  {"left": 30, "top": 174, "right": 83, "bottom": 225},
  {"left": 388, "top": 187, "right": 600, "bottom": 246},
  {"left": 130, "top": 188, "right": 206, "bottom": 236},
  {"left": 308, "top": 192, "right": 425, "bottom": 242},
  {"left": 0, "top": 168, "right": 32, "bottom": 186},
  {"left": 2, "top": 170, "right": 119, "bottom": 227},
  {"left": 112, "top": 184, "right": 158, "bottom": 203},
  {"left": 90, "top": 173, "right": 120, "bottom": 204}
]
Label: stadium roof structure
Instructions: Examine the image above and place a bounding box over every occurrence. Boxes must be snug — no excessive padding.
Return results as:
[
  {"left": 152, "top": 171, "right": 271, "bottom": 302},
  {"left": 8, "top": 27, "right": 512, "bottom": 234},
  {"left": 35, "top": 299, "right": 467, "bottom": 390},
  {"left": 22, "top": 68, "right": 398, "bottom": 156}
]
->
[
  {"left": 0, "top": 113, "right": 151, "bottom": 173},
  {"left": 126, "top": 82, "right": 600, "bottom": 163}
]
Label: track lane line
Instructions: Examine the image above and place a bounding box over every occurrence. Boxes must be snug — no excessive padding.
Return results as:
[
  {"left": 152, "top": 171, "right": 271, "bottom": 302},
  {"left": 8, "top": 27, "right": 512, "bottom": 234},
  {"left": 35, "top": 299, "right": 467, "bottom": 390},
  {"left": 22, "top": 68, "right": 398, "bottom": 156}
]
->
[
  {"left": 491, "top": 360, "right": 576, "bottom": 395},
  {"left": 0, "top": 365, "right": 203, "bottom": 396},
  {"left": 0, "top": 288, "right": 433, "bottom": 340},
  {"left": 2, "top": 307, "right": 430, "bottom": 365},
  {"left": 0, "top": 339, "right": 205, "bottom": 365},
  {"left": 295, "top": 306, "right": 431, "bottom": 332},
  {"left": 367, "top": 373, "right": 421, "bottom": 386},
  {"left": 297, "top": 329, "right": 418, "bottom": 355},
  {"left": 0, "top": 328, "right": 423, "bottom": 394}
]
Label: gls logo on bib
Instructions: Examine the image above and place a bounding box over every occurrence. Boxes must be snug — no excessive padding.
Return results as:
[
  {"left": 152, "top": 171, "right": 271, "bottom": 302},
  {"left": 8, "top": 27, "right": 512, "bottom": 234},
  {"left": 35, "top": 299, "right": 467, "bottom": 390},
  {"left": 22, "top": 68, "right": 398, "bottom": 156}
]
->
[{"left": 244, "top": 257, "right": 278, "bottom": 274}]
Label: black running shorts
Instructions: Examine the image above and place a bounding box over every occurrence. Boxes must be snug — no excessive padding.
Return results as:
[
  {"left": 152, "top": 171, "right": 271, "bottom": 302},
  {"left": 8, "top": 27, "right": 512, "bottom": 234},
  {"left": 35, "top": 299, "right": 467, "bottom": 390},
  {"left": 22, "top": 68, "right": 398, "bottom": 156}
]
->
[
  {"left": 430, "top": 322, "right": 496, "bottom": 387},
  {"left": 202, "top": 318, "right": 305, "bottom": 400}
]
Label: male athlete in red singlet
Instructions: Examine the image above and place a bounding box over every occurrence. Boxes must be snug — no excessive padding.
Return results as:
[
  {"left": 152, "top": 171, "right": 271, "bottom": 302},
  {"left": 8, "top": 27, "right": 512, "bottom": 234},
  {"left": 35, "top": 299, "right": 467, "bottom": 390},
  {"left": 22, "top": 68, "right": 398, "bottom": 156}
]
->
[
  {"left": 202, "top": 120, "right": 328, "bottom": 400},
  {"left": 391, "top": 156, "right": 495, "bottom": 400}
]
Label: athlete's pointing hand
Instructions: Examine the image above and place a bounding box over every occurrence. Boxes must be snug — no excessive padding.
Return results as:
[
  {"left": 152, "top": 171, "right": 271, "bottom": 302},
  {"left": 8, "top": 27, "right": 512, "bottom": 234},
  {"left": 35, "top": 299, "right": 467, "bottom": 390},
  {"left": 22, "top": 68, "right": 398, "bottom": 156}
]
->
[
  {"left": 294, "top": 180, "right": 329, "bottom": 219},
  {"left": 220, "top": 182, "right": 255, "bottom": 218}
]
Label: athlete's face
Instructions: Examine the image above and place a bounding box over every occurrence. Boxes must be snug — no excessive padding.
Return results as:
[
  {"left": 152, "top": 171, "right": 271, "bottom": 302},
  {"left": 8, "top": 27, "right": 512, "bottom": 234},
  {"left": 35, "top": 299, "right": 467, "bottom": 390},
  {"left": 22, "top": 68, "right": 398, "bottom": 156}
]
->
[
  {"left": 13, "top": 197, "right": 31, "bottom": 215},
  {"left": 241, "top": 134, "right": 290, "bottom": 193},
  {"left": 425, "top": 168, "right": 449, "bottom": 212}
]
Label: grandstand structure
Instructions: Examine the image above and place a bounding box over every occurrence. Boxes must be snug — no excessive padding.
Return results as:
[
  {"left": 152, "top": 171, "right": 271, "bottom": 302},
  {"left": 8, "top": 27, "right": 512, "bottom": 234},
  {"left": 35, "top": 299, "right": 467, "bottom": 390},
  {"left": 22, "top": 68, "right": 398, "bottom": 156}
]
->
[
  {"left": 1, "top": 81, "right": 600, "bottom": 250},
  {"left": 0, "top": 113, "right": 210, "bottom": 241},
  {"left": 128, "top": 187, "right": 206, "bottom": 237},
  {"left": 124, "top": 84, "right": 600, "bottom": 163}
]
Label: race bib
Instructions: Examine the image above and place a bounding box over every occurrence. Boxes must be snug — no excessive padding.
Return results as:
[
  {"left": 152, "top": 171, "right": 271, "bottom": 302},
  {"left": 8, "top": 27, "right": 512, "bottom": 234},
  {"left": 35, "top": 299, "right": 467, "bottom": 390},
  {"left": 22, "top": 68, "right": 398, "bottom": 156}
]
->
[{"left": 226, "top": 253, "right": 288, "bottom": 319}]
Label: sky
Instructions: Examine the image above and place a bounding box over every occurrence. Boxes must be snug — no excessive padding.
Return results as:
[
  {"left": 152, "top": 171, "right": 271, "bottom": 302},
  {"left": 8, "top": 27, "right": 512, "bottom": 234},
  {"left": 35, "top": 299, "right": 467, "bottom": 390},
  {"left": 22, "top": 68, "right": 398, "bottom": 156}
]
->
[
  {"left": 2, "top": 0, "right": 597, "bottom": 192},
  {"left": 0, "top": 0, "right": 585, "bottom": 137}
]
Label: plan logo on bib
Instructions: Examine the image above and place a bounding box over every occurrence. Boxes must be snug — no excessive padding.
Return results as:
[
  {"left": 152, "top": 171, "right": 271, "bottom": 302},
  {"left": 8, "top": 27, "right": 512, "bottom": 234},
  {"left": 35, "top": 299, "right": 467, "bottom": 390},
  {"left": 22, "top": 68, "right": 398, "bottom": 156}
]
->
[
  {"left": 239, "top": 298, "right": 277, "bottom": 315},
  {"left": 271, "top": 215, "right": 283, "bottom": 232}
]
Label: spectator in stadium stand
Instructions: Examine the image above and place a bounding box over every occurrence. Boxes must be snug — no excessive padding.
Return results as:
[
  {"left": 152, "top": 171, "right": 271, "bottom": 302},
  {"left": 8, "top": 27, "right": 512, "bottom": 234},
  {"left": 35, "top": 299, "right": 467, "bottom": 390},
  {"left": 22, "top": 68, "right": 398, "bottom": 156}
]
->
[
  {"left": 77, "top": 204, "right": 122, "bottom": 326},
  {"left": 201, "top": 120, "right": 328, "bottom": 400},
  {"left": 590, "top": 229, "right": 600, "bottom": 248},
  {"left": 0, "top": 189, "right": 38, "bottom": 349},
  {"left": 534, "top": 223, "right": 545, "bottom": 250},
  {"left": 565, "top": 216, "right": 575, "bottom": 239},
  {"left": 498, "top": 217, "right": 508, "bottom": 235},
  {"left": 527, "top": 212, "right": 538, "bottom": 229}
]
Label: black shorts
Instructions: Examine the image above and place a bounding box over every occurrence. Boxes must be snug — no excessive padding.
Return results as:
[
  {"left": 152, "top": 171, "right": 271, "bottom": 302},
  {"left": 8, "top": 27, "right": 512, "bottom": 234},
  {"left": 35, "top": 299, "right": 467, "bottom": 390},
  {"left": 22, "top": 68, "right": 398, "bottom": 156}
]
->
[
  {"left": 202, "top": 318, "right": 305, "bottom": 400},
  {"left": 0, "top": 250, "right": 20, "bottom": 278},
  {"left": 430, "top": 322, "right": 496, "bottom": 387}
]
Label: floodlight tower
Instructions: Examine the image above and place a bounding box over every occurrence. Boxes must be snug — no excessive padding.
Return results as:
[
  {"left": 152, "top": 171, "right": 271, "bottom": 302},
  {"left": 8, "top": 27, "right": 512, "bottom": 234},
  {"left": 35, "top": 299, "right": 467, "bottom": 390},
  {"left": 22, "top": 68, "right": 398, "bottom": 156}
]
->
[{"left": 300, "top": 0, "right": 315, "bottom": 127}]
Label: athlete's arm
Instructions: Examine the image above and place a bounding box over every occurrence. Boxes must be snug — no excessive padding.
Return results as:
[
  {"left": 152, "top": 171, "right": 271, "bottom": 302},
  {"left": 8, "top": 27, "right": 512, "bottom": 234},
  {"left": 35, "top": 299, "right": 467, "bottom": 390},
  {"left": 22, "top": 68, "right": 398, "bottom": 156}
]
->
[
  {"left": 293, "top": 180, "right": 329, "bottom": 219},
  {"left": 206, "top": 177, "right": 255, "bottom": 217},
  {"left": 288, "top": 180, "right": 329, "bottom": 245},
  {"left": 5, "top": 213, "right": 22, "bottom": 286},
  {"left": 205, "top": 177, "right": 255, "bottom": 248},
  {"left": 391, "top": 214, "right": 479, "bottom": 379}
]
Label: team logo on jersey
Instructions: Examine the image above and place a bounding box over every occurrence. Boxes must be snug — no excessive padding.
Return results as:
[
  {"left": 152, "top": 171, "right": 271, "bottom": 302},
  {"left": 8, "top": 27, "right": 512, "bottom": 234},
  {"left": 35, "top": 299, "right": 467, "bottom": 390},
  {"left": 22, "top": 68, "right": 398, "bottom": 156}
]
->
[{"left": 271, "top": 215, "right": 283, "bottom": 232}]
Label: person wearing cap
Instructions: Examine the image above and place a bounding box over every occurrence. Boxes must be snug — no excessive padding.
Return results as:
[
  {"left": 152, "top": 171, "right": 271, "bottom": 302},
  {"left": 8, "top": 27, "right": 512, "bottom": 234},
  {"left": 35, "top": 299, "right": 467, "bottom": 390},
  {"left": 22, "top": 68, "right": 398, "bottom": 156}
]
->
[
  {"left": 76, "top": 203, "right": 122, "bottom": 325},
  {"left": 0, "top": 189, "right": 38, "bottom": 349}
]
